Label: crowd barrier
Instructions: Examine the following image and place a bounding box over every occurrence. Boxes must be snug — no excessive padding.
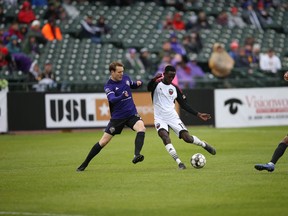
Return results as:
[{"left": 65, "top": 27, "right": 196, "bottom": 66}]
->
[{"left": 2, "top": 87, "right": 288, "bottom": 132}]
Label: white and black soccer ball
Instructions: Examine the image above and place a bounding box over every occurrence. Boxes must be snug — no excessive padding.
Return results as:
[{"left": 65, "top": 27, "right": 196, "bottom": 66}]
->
[{"left": 190, "top": 153, "right": 206, "bottom": 169}]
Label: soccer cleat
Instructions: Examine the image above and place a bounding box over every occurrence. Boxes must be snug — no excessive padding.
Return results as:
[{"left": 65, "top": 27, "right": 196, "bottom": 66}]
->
[
  {"left": 203, "top": 142, "right": 216, "bottom": 155},
  {"left": 254, "top": 163, "right": 275, "bottom": 172},
  {"left": 76, "top": 164, "right": 87, "bottom": 172},
  {"left": 132, "top": 154, "right": 144, "bottom": 164},
  {"left": 178, "top": 162, "right": 186, "bottom": 170}
]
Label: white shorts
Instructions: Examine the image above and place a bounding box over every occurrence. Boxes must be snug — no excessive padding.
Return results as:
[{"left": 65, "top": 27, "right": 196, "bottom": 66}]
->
[{"left": 154, "top": 116, "right": 187, "bottom": 138}]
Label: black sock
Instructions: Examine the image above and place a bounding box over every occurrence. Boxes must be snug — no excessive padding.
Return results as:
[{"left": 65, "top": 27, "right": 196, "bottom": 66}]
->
[
  {"left": 134, "top": 132, "right": 145, "bottom": 156},
  {"left": 270, "top": 142, "right": 288, "bottom": 164},
  {"left": 80, "top": 142, "right": 102, "bottom": 167}
]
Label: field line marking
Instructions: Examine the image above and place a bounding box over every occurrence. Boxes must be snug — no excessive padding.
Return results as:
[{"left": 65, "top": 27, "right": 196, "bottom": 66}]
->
[{"left": 0, "top": 212, "right": 85, "bottom": 216}]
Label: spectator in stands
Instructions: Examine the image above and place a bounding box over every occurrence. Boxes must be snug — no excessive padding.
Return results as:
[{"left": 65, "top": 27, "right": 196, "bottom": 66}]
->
[
  {"left": 169, "top": 33, "right": 186, "bottom": 56},
  {"left": 106, "top": 0, "right": 134, "bottom": 6},
  {"left": 34, "top": 61, "right": 57, "bottom": 92},
  {"left": 216, "top": 10, "right": 229, "bottom": 27},
  {"left": 241, "top": 0, "right": 254, "bottom": 9},
  {"left": 22, "top": 35, "right": 40, "bottom": 56},
  {"left": 182, "top": 31, "right": 203, "bottom": 55},
  {"left": 259, "top": 48, "right": 282, "bottom": 74},
  {"left": 242, "top": 3, "right": 263, "bottom": 31},
  {"left": 31, "top": 0, "right": 48, "bottom": 7},
  {"left": 40, "top": 61, "right": 55, "bottom": 81},
  {"left": 2, "top": 31, "right": 10, "bottom": 45},
  {"left": 79, "top": 15, "right": 103, "bottom": 43},
  {"left": 20, "top": 24, "right": 28, "bottom": 38},
  {"left": 234, "top": 47, "right": 251, "bottom": 68},
  {"left": 8, "top": 21, "right": 25, "bottom": 41},
  {"left": 0, "top": 5, "right": 8, "bottom": 26},
  {"left": 6, "top": 52, "right": 41, "bottom": 81},
  {"left": 0, "top": 46, "right": 9, "bottom": 70},
  {"left": 156, "top": 53, "right": 172, "bottom": 75},
  {"left": 228, "top": 40, "right": 240, "bottom": 61},
  {"left": 194, "top": 11, "right": 211, "bottom": 31},
  {"left": 172, "top": 13, "right": 185, "bottom": 31},
  {"left": 6, "top": 35, "right": 22, "bottom": 54},
  {"left": 185, "top": 11, "right": 198, "bottom": 31},
  {"left": 244, "top": 36, "right": 255, "bottom": 46},
  {"left": 257, "top": 4, "right": 273, "bottom": 27},
  {"left": 62, "top": 0, "right": 80, "bottom": 20},
  {"left": 251, "top": 43, "right": 261, "bottom": 67},
  {"left": 2, "top": 0, "right": 18, "bottom": 6},
  {"left": 139, "top": 48, "right": 154, "bottom": 75},
  {"left": 0, "top": 28, "right": 4, "bottom": 43},
  {"left": 171, "top": 54, "right": 192, "bottom": 89},
  {"left": 256, "top": 0, "right": 272, "bottom": 10},
  {"left": 96, "top": 15, "right": 111, "bottom": 36},
  {"left": 158, "top": 41, "right": 175, "bottom": 61},
  {"left": 209, "top": 43, "right": 234, "bottom": 78},
  {"left": 188, "top": 54, "right": 206, "bottom": 88},
  {"left": 172, "top": 54, "right": 205, "bottom": 89},
  {"left": 41, "top": 18, "right": 63, "bottom": 41},
  {"left": 124, "top": 48, "right": 145, "bottom": 74},
  {"left": 26, "top": 20, "right": 47, "bottom": 45},
  {"left": 228, "top": 6, "right": 246, "bottom": 28},
  {"left": 43, "top": 1, "right": 65, "bottom": 21},
  {"left": 160, "top": 14, "right": 174, "bottom": 30},
  {"left": 17, "top": 1, "right": 36, "bottom": 24},
  {"left": 244, "top": 43, "right": 253, "bottom": 64}
]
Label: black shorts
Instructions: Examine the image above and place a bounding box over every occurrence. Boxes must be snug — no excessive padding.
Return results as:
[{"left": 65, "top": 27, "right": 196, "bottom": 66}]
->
[{"left": 104, "top": 114, "right": 143, "bottom": 135}]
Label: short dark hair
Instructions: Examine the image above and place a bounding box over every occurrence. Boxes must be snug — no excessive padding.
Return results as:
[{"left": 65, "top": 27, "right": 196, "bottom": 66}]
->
[
  {"left": 164, "top": 65, "right": 176, "bottom": 74},
  {"left": 109, "top": 61, "right": 124, "bottom": 72}
]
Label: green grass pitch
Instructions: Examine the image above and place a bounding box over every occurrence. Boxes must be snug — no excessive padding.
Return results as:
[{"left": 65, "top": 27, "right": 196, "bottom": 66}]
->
[{"left": 0, "top": 126, "right": 287, "bottom": 216}]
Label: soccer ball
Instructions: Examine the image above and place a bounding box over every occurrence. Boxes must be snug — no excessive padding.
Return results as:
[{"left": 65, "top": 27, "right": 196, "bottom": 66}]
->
[{"left": 190, "top": 153, "right": 206, "bottom": 169}]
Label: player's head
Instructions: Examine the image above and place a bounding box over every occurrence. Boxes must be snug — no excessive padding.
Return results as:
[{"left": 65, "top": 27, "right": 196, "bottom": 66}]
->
[
  {"left": 109, "top": 61, "right": 124, "bottom": 82},
  {"left": 163, "top": 65, "right": 176, "bottom": 85}
]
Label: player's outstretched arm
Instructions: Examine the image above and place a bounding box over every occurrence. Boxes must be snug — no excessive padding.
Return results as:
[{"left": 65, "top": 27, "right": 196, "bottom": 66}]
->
[
  {"left": 130, "top": 80, "right": 143, "bottom": 89},
  {"left": 136, "top": 80, "right": 143, "bottom": 86}
]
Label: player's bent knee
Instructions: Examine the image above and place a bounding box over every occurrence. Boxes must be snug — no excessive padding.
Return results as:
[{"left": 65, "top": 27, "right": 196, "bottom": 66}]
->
[{"left": 283, "top": 135, "right": 288, "bottom": 144}]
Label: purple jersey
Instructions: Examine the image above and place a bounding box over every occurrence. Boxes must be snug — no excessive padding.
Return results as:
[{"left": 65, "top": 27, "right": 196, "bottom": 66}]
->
[{"left": 104, "top": 74, "right": 139, "bottom": 119}]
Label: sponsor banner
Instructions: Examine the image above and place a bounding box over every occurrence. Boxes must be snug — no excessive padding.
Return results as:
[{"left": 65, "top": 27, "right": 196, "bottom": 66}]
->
[
  {"left": 132, "top": 92, "right": 154, "bottom": 125},
  {"left": 215, "top": 87, "right": 288, "bottom": 128},
  {"left": 45, "top": 93, "right": 154, "bottom": 128},
  {"left": 0, "top": 88, "right": 8, "bottom": 133}
]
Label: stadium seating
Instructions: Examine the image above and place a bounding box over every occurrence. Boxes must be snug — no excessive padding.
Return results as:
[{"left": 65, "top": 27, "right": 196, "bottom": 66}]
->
[{"left": 1, "top": 0, "right": 288, "bottom": 91}]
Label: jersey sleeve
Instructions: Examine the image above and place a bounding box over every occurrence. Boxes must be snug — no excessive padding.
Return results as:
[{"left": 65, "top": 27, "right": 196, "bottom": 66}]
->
[
  {"left": 105, "top": 85, "right": 125, "bottom": 104},
  {"left": 127, "top": 75, "right": 141, "bottom": 89},
  {"left": 175, "top": 85, "right": 199, "bottom": 116},
  {"left": 147, "top": 78, "right": 158, "bottom": 92}
]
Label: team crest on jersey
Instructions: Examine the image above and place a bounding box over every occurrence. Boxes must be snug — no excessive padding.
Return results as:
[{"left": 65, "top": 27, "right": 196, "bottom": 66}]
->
[
  {"left": 169, "top": 89, "right": 174, "bottom": 95},
  {"left": 109, "top": 127, "right": 115, "bottom": 133},
  {"left": 156, "top": 123, "right": 160, "bottom": 129},
  {"left": 126, "top": 80, "right": 130, "bottom": 86}
]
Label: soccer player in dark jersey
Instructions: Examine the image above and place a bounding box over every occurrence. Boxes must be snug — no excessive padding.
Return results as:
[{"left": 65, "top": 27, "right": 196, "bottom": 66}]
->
[
  {"left": 147, "top": 65, "right": 216, "bottom": 169},
  {"left": 254, "top": 135, "right": 288, "bottom": 172},
  {"left": 254, "top": 72, "right": 288, "bottom": 172},
  {"left": 77, "top": 62, "right": 145, "bottom": 171}
]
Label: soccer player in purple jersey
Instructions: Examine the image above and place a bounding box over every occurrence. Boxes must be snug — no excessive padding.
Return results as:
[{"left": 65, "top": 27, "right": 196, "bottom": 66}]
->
[
  {"left": 254, "top": 73, "right": 288, "bottom": 172},
  {"left": 254, "top": 135, "right": 288, "bottom": 172},
  {"left": 77, "top": 62, "right": 145, "bottom": 171}
]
